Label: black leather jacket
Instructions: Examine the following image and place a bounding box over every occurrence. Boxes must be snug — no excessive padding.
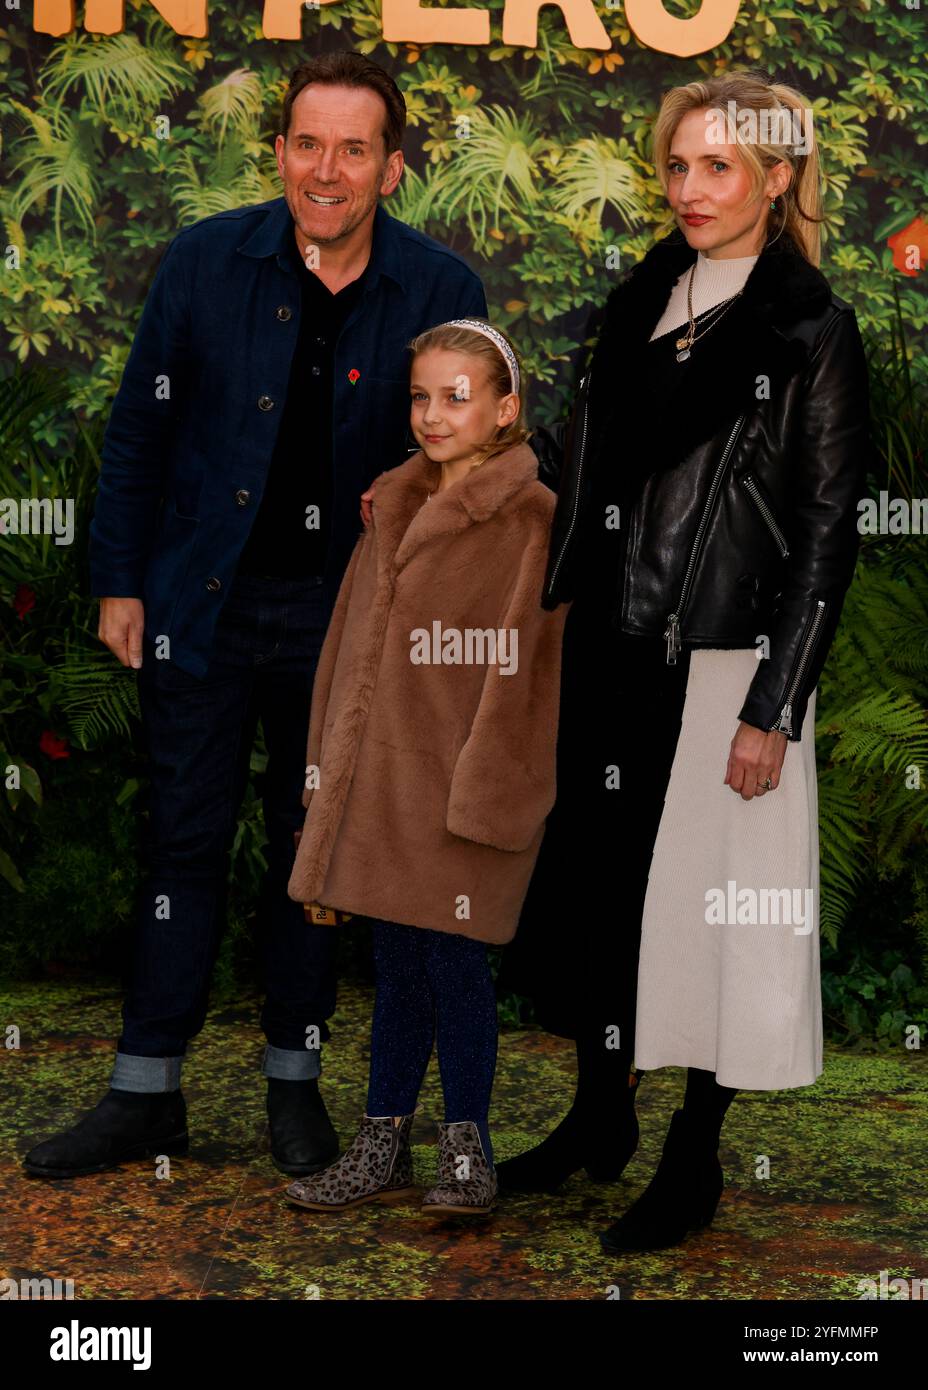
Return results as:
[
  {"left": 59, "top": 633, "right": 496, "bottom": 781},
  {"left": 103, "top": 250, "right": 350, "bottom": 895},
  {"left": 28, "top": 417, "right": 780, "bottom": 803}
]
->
[{"left": 530, "top": 233, "right": 872, "bottom": 741}]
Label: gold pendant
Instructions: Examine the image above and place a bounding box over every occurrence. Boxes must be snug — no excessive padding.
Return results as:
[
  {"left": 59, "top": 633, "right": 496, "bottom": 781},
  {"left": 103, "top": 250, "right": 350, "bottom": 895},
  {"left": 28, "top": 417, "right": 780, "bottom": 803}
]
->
[{"left": 675, "top": 335, "right": 691, "bottom": 351}]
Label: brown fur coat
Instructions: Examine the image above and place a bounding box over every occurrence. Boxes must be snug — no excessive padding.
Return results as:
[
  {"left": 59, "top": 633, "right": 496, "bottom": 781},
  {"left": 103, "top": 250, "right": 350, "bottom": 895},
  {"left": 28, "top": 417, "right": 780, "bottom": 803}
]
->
[{"left": 286, "top": 440, "right": 569, "bottom": 944}]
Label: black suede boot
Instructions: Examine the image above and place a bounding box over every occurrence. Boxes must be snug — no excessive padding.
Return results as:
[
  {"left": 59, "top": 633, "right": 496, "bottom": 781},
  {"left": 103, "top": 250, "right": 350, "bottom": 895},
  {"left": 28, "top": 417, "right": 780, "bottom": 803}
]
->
[
  {"left": 496, "top": 1063, "right": 640, "bottom": 1194},
  {"left": 22, "top": 1088, "right": 188, "bottom": 1180},
  {"left": 598, "top": 1107, "right": 725, "bottom": 1252},
  {"left": 266, "top": 1077, "right": 339, "bottom": 1177}
]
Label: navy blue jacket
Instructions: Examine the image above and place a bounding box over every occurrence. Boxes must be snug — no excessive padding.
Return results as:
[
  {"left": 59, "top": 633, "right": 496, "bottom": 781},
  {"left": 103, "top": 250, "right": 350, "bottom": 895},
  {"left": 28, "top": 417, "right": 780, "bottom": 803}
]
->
[{"left": 89, "top": 196, "right": 487, "bottom": 676}]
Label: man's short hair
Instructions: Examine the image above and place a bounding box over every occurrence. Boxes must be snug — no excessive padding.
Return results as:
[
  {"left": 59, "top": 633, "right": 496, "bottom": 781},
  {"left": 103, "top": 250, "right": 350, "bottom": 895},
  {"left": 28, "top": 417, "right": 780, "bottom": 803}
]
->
[{"left": 280, "top": 51, "right": 406, "bottom": 157}]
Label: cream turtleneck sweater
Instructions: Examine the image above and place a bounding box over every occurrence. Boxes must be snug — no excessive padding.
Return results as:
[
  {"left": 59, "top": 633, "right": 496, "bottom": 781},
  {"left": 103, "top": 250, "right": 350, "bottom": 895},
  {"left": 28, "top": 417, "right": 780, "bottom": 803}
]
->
[{"left": 650, "top": 251, "right": 758, "bottom": 341}]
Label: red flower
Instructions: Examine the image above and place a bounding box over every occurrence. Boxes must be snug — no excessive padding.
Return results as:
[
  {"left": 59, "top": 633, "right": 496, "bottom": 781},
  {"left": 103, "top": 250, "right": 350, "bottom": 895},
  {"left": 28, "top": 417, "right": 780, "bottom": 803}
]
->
[
  {"left": 887, "top": 216, "right": 928, "bottom": 277},
  {"left": 13, "top": 584, "right": 36, "bottom": 619},
  {"left": 39, "top": 730, "right": 70, "bottom": 760},
  {"left": 348, "top": 368, "right": 360, "bottom": 385}
]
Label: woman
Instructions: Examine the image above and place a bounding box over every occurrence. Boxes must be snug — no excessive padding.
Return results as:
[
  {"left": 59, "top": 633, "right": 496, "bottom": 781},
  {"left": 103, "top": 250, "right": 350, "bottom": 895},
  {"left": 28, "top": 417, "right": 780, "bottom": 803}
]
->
[{"left": 496, "top": 70, "right": 871, "bottom": 1252}]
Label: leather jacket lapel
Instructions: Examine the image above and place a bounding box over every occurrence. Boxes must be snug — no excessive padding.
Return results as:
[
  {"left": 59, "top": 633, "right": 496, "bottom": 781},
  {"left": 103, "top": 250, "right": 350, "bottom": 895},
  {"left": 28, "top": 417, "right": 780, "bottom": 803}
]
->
[{"left": 590, "top": 232, "right": 833, "bottom": 473}]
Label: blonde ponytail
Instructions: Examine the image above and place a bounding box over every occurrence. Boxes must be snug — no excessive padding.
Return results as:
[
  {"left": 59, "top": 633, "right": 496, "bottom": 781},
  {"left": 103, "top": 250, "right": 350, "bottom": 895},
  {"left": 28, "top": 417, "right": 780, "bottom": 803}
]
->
[{"left": 769, "top": 82, "right": 823, "bottom": 265}]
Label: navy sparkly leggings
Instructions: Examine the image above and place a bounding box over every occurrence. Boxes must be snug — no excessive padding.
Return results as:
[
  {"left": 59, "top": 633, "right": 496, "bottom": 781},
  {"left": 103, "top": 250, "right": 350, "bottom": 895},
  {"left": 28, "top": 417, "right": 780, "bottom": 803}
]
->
[{"left": 365, "top": 920, "right": 498, "bottom": 1166}]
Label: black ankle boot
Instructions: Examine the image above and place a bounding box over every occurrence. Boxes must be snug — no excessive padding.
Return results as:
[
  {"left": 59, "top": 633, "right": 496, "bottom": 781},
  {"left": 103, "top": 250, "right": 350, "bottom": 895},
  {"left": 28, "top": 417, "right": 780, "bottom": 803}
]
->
[
  {"left": 496, "top": 1074, "right": 640, "bottom": 1194},
  {"left": 599, "top": 1108, "right": 724, "bottom": 1252},
  {"left": 22, "top": 1088, "right": 188, "bottom": 1180},
  {"left": 266, "top": 1077, "right": 339, "bottom": 1176}
]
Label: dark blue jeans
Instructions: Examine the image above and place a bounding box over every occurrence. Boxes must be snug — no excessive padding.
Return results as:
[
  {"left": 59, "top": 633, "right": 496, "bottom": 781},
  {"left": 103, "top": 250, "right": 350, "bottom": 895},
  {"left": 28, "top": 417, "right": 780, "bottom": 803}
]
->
[
  {"left": 365, "top": 920, "right": 498, "bottom": 1165},
  {"left": 112, "top": 573, "right": 338, "bottom": 1092}
]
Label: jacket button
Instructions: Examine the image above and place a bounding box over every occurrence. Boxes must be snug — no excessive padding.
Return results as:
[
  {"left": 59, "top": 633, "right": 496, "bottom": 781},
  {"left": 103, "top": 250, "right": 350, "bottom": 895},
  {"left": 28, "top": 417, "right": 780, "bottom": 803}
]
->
[
  {"left": 206, "top": 577, "right": 222, "bottom": 592},
  {"left": 234, "top": 489, "right": 251, "bottom": 506},
  {"left": 258, "top": 394, "right": 275, "bottom": 411},
  {"left": 276, "top": 305, "right": 292, "bottom": 321},
  {"left": 311, "top": 365, "right": 321, "bottom": 377}
]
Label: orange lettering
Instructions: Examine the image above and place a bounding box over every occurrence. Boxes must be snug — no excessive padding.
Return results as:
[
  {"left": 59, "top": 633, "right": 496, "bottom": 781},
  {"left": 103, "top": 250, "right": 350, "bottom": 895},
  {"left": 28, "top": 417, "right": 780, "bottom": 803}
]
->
[
  {"left": 33, "top": 0, "right": 741, "bottom": 57},
  {"left": 503, "top": 0, "right": 609, "bottom": 50},
  {"left": 35, "top": 0, "right": 206, "bottom": 37},
  {"left": 625, "top": 0, "right": 741, "bottom": 58},
  {"left": 381, "top": 0, "right": 490, "bottom": 44},
  {"left": 263, "top": 0, "right": 341, "bottom": 41}
]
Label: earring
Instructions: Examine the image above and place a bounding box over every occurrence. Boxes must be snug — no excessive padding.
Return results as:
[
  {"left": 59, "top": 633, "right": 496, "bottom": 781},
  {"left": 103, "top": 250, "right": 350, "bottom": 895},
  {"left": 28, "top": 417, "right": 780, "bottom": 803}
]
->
[{"left": 770, "top": 198, "right": 777, "bottom": 211}]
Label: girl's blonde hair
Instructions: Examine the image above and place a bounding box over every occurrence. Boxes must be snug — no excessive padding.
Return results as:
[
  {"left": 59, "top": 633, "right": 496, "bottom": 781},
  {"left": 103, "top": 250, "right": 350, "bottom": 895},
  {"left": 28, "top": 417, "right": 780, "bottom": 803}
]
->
[
  {"left": 652, "top": 70, "right": 824, "bottom": 266},
  {"left": 406, "top": 318, "right": 530, "bottom": 467}
]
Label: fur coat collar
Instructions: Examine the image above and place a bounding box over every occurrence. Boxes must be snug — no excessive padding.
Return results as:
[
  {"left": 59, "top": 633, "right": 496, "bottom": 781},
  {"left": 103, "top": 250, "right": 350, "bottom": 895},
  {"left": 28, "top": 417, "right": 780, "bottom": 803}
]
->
[
  {"left": 590, "top": 230, "right": 835, "bottom": 474},
  {"left": 370, "top": 440, "right": 541, "bottom": 574}
]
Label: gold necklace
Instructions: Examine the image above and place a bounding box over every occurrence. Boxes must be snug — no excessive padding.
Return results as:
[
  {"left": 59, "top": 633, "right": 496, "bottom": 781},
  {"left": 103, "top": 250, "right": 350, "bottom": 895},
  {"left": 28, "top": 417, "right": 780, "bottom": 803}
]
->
[{"left": 675, "top": 261, "right": 743, "bottom": 362}]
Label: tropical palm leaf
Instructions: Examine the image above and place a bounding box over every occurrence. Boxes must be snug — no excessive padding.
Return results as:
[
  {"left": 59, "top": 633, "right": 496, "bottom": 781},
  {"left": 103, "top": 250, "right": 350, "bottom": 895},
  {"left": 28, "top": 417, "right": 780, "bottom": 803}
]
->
[
  {"left": 198, "top": 69, "right": 264, "bottom": 148},
  {"left": 815, "top": 526, "right": 928, "bottom": 944},
  {"left": 421, "top": 105, "right": 550, "bottom": 245},
  {"left": 856, "top": 565, "right": 928, "bottom": 679},
  {"left": 49, "top": 652, "right": 141, "bottom": 750},
  {"left": 816, "top": 772, "right": 867, "bottom": 946},
  {"left": 169, "top": 140, "right": 270, "bottom": 224},
  {"left": 826, "top": 688, "right": 928, "bottom": 773},
  {"left": 384, "top": 163, "right": 433, "bottom": 229},
  {"left": 39, "top": 30, "right": 188, "bottom": 121},
  {"left": 0, "top": 360, "right": 74, "bottom": 466},
  {"left": 871, "top": 778, "right": 928, "bottom": 868},
  {"left": 4, "top": 100, "right": 100, "bottom": 247},
  {"left": 548, "top": 138, "right": 649, "bottom": 229},
  {"left": 862, "top": 283, "right": 927, "bottom": 498}
]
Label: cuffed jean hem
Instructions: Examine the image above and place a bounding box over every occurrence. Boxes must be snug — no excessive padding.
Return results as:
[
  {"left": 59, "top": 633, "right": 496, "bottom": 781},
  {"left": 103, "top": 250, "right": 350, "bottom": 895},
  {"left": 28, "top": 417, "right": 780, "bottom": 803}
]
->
[
  {"left": 111, "top": 1052, "right": 183, "bottom": 1093},
  {"left": 261, "top": 1043, "right": 321, "bottom": 1081}
]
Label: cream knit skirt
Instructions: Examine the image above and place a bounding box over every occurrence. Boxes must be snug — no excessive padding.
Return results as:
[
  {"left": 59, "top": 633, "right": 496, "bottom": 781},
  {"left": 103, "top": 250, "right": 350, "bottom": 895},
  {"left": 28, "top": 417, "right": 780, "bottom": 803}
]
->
[{"left": 634, "top": 648, "right": 823, "bottom": 1090}]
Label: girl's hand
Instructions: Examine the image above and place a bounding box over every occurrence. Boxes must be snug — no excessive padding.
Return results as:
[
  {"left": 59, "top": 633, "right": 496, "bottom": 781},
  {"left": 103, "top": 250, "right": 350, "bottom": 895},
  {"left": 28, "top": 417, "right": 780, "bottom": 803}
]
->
[
  {"left": 724, "top": 721, "right": 788, "bottom": 801},
  {"left": 360, "top": 484, "right": 375, "bottom": 528}
]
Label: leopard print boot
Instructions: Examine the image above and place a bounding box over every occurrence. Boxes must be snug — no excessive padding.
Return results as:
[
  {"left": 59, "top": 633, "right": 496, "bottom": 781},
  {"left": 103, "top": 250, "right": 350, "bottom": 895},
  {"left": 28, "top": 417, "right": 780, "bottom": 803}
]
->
[
  {"left": 421, "top": 1120, "right": 498, "bottom": 1216},
  {"left": 285, "top": 1113, "right": 416, "bottom": 1211}
]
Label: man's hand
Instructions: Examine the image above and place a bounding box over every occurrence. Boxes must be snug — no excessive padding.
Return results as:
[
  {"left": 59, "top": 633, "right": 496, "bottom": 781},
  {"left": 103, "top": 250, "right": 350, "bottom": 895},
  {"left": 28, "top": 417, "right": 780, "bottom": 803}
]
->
[
  {"left": 360, "top": 484, "right": 375, "bottom": 529},
  {"left": 724, "top": 721, "right": 788, "bottom": 801},
  {"left": 98, "top": 597, "right": 145, "bottom": 669}
]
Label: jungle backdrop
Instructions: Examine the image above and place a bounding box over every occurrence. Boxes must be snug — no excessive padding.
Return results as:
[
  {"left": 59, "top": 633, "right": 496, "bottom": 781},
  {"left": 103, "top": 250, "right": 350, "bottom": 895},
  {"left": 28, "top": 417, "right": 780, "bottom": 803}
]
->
[{"left": 1, "top": 0, "right": 926, "bottom": 1047}]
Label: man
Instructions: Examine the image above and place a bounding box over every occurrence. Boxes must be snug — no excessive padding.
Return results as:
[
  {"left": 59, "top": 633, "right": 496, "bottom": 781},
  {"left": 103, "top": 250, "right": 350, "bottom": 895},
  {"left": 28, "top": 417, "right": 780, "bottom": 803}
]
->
[{"left": 23, "top": 51, "right": 487, "bottom": 1181}]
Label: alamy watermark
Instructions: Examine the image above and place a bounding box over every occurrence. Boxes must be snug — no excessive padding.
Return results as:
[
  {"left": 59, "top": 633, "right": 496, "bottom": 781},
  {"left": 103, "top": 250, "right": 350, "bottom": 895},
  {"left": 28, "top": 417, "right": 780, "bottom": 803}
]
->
[
  {"left": 705, "top": 879, "right": 814, "bottom": 935},
  {"left": 705, "top": 101, "right": 813, "bottom": 157},
  {"left": 409, "top": 622, "right": 518, "bottom": 675},
  {"left": 857, "top": 1270, "right": 927, "bottom": 1300},
  {"left": 49, "top": 1320, "right": 151, "bottom": 1369},
  {"left": 857, "top": 491, "right": 928, "bottom": 534},
  {"left": 0, "top": 1276, "right": 75, "bottom": 1298},
  {"left": 0, "top": 497, "right": 74, "bottom": 546}
]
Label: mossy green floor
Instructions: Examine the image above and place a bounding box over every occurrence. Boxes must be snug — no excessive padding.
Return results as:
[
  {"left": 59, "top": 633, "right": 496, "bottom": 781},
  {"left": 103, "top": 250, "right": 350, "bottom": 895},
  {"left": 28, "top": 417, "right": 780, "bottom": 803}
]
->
[{"left": 2, "top": 980, "right": 925, "bottom": 1300}]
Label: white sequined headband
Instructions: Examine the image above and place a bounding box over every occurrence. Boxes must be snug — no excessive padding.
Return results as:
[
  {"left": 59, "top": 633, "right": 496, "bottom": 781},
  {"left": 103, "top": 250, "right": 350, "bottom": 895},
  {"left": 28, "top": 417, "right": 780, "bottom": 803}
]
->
[{"left": 441, "top": 319, "right": 521, "bottom": 396}]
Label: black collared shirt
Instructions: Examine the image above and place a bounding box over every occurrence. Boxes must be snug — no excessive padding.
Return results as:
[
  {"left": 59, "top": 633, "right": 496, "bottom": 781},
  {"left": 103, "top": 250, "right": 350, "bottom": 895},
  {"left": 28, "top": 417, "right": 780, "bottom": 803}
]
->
[{"left": 236, "top": 239, "right": 368, "bottom": 578}]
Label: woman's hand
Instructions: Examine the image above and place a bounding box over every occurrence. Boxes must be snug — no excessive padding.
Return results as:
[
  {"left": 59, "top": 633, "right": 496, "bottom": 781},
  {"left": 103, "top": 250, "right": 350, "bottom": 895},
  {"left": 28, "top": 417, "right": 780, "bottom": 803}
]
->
[
  {"left": 724, "top": 721, "right": 788, "bottom": 801},
  {"left": 360, "top": 484, "right": 375, "bottom": 528}
]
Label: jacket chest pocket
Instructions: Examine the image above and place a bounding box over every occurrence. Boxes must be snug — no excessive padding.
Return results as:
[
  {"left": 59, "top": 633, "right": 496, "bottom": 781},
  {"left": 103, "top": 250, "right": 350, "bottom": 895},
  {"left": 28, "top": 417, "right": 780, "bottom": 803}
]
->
[{"left": 739, "top": 472, "right": 790, "bottom": 558}]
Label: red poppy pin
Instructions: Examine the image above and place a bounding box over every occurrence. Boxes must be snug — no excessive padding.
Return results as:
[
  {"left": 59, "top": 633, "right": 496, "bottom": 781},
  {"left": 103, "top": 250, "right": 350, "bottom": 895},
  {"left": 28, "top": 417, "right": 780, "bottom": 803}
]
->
[{"left": 348, "top": 369, "right": 360, "bottom": 385}]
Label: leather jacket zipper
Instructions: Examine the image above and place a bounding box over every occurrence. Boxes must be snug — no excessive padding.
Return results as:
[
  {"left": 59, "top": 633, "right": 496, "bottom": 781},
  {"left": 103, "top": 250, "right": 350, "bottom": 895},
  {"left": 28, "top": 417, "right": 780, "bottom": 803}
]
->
[
  {"left": 769, "top": 597, "right": 827, "bottom": 737},
  {"left": 740, "top": 473, "right": 790, "bottom": 557},
  {"left": 545, "top": 368, "right": 591, "bottom": 600},
  {"left": 663, "top": 414, "right": 746, "bottom": 665}
]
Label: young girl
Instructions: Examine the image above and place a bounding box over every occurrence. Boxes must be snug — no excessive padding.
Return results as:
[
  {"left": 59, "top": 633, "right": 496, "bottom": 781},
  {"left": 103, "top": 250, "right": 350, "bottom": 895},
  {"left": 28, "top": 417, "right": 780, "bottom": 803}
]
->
[{"left": 284, "top": 319, "right": 569, "bottom": 1216}]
